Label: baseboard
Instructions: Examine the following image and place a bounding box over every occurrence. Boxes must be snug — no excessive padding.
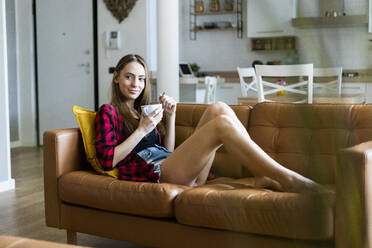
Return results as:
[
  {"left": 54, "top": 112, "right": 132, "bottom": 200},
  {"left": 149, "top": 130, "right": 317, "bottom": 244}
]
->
[
  {"left": 0, "top": 179, "right": 15, "bottom": 192},
  {"left": 10, "top": 140, "right": 22, "bottom": 148}
]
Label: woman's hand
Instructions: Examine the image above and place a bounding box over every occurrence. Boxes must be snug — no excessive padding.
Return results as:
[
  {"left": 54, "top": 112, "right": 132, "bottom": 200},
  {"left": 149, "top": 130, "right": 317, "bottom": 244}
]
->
[
  {"left": 137, "top": 107, "right": 163, "bottom": 135},
  {"left": 159, "top": 93, "right": 176, "bottom": 117}
]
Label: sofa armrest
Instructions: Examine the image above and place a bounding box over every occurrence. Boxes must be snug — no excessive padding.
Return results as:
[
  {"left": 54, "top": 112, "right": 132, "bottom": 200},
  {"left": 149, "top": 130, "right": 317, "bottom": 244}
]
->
[
  {"left": 336, "top": 140, "right": 372, "bottom": 248},
  {"left": 43, "top": 128, "right": 86, "bottom": 228}
]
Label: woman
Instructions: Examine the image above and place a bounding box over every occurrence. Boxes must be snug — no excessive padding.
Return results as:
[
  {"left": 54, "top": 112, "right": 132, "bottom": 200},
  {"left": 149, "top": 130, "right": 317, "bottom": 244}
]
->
[{"left": 95, "top": 54, "right": 322, "bottom": 192}]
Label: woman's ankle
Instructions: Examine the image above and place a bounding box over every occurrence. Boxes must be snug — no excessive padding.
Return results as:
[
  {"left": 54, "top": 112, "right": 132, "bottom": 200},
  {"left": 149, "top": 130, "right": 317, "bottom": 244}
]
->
[
  {"left": 280, "top": 173, "right": 325, "bottom": 193},
  {"left": 254, "top": 176, "right": 283, "bottom": 191}
]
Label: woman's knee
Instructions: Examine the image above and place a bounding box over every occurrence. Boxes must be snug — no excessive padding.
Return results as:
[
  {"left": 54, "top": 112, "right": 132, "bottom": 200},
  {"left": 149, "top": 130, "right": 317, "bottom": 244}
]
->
[
  {"left": 213, "top": 114, "right": 236, "bottom": 136},
  {"left": 207, "top": 101, "right": 232, "bottom": 117}
]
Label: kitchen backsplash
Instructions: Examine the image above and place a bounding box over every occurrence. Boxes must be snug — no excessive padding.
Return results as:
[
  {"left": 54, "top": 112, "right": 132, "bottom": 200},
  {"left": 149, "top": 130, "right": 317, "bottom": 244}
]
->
[
  {"left": 345, "top": 0, "right": 368, "bottom": 15},
  {"left": 297, "top": 27, "right": 371, "bottom": 69}
]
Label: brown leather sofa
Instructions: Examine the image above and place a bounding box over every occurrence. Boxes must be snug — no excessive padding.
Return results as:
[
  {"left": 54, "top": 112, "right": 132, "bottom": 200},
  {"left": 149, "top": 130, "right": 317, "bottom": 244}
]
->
[{"left": 44, "top": 103, "right": 372, "bottom": 248}]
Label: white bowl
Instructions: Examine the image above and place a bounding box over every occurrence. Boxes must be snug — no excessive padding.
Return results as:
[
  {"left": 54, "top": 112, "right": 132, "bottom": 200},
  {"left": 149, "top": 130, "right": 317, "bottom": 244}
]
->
[{"left": 141, "top": 104, "right": 162, "bottom": 116}]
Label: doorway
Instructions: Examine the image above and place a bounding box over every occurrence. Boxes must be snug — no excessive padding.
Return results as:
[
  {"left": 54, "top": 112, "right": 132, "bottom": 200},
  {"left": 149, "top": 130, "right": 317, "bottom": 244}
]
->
[{"left": 35, "top": 0, "right": 98, "bottom": 145}]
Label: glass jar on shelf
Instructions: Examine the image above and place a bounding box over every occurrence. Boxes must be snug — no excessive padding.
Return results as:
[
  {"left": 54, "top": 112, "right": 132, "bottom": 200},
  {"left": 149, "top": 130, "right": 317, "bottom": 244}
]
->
[
  {"left": 209, "top": 0, "right": 220, "bottom": 12},
  {"left": 264, "top": 40, "right": 272, "bottom": 50},
  {"left": 195, "top": 0, "right": 204, "bottom": 13},
  {"left": 286, "top": 38, "right": 294, "bottom": 49},
  {"left": 253, "top": 39, "right": 263, "bottom": 50},
  {"left": 223, "top": 0, "right": 234, "bottom": 11}
]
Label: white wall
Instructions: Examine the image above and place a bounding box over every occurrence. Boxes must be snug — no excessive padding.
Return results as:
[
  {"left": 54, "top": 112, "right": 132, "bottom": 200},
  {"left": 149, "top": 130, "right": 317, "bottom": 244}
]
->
[
  {"left": 179, "top": 0, "right": 290, "bottom": 71},
  {"left": 0, "top": 0, "right": 15, "bottom": 191},
  {"left": 98, "top": 0, "right": 148, "bottom": 106},
  {"left": 179, "top": 0, "right": 371, "bottom": 71},
  {"left": 15, "top": 0, "right": 36, "bottom": 146}
]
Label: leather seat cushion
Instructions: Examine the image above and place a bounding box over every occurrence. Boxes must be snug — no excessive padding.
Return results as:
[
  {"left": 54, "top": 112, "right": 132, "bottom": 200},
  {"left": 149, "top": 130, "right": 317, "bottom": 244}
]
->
[
  {"left": 175, "top": 177, "right": 335, "bottom": 240},
  {"left": 59, "top": 171, "right": 188, "bottom": 217}
]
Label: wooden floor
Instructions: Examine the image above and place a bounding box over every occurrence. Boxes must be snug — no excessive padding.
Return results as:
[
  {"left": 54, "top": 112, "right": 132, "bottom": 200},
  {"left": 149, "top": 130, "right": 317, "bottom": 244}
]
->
[{"left": 0, "top": 147, "right": 147, "bottom": 247}]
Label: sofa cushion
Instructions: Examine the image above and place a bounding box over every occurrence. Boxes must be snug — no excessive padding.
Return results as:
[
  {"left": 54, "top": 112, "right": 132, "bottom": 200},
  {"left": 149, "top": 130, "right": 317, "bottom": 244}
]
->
[
  {"left": 59, "top": 171, "right": 188, "bottom": 218},
  {"left": 249, "top": 103, "right": 372, "bottom": 184},
  {"left": 175, "top": 177, "right": 335, "bottom": 240}
]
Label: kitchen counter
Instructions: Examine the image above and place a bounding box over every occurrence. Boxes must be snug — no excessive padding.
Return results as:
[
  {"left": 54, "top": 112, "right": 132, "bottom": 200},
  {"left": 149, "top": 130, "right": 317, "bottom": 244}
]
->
[
  {"left": 150, "top": 69, "right": 372, "bottom": 84},
  {"left": 202, "top": 69, "right": 372, "bottom": 83}
]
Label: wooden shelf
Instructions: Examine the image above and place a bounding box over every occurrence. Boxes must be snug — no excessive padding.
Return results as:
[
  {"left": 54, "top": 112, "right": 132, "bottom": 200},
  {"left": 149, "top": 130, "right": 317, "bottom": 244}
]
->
[
  {"left": 192, "top": 11, "right": 237, "bottom": 16},
  {"left": 194, "top": 27, "right": 237, "bottom": 32},
  {"left": 292, "top": 15, "right": 368, "bottom": 28},
  {"left": 251, "top": 36, "right": 297, "bottom": 51}
]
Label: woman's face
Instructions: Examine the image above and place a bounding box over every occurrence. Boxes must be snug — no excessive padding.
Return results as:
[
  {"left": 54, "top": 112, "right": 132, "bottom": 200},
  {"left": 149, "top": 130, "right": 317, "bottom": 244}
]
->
[{"left": 114, "top": 61, "right": 145, "bottom": 101}]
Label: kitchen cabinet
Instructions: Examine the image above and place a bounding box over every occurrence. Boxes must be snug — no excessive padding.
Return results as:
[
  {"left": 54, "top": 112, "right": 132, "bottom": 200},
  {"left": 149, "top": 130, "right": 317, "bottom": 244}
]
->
[
  {"left": 180, "top": 83, "right": 242, "bottom": 105},
  {"left": 251, "top": 36, "right": 297, "bottom": 51},
  {"left": 151, "top": 83, "right": 207, "bottom": 104},
  {"left": 216, "top": 83, "right": 242, "bottom": 105},
  {"left": 341, "top": 82, "right": 372, "bottom": 103},
  {"left": 341, "top": 82, "right": 366, "bottom": 95},
  {"left": 153, "top": 80, "right": 243, "bottom": 105},
  {"left": 247, "top": 0, "right": 296, "bottom": 37},
  {"left": 179, "top": 84, "right": 206, "bottom": 103},
  {"left": 363, "top": 83, "right": 372, "bottom": 103}
]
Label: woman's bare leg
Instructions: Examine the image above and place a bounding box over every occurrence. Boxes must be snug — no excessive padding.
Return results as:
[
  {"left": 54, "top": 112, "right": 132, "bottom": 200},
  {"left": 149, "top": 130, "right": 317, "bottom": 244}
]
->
[
  {"left": 161, "top": 115, "right": 226, "bottom": 186},
  {"left": 188, "top": 102, "right": 280, "bottom": 188},
  {"left": 161, "top": 106, "right": 321, "bottom": 192},
  {"left": 189, "top": 103, "right": 228, "bottom": 185},
  {"left": 205, "top": 103, "right": 283, "bottom": 189}
]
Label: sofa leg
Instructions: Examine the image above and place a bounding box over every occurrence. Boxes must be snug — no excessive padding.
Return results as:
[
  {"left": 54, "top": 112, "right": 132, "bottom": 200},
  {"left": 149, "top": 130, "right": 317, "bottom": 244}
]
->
[{"left": 67, "top": 230, "right": 77, "bottom": 245}]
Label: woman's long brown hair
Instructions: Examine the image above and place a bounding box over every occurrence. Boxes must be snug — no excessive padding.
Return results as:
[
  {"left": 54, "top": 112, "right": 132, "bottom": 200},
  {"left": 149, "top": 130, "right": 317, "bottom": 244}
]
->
[{"left": 111, "top": 54, "right": 164, "bottom": 135}]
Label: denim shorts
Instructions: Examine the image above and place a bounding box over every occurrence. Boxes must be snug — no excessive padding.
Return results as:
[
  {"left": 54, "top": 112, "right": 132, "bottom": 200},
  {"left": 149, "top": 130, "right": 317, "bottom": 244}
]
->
[{"left": 137, "top": 144, "right": 171, "bottom": 178}]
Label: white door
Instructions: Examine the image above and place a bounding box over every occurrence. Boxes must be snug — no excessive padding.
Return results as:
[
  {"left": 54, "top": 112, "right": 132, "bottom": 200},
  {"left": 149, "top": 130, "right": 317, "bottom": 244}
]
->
[{"left": 36, "top": 0, "right": 94, "bottom": 144}]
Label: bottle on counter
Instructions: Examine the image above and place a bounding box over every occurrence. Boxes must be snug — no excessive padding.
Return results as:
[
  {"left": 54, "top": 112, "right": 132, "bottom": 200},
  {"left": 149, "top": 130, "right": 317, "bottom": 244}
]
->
[
  {"left": 284, "top": 50, "right": 299, "bottom": 65},
  {"left": 276, "top": 78, "right": 286, "bottom": 96}
]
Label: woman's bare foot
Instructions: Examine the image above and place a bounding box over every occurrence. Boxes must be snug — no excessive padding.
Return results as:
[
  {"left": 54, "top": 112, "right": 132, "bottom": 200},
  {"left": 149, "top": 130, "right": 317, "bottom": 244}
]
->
[
  {"left": 254, "top": 176, "right": 283, "bottom": 191},
  {"left": 279, "top": 174, "right": 329, "bottom": 194}
]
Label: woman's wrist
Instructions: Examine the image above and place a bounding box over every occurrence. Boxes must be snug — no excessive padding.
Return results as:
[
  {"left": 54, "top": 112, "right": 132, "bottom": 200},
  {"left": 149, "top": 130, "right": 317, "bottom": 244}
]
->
[
  {"left": 165, "top": 110, "right": 176, "bottom": 118},
  {"left": 134, "top": 127, "right": 148, "bottom": 138},
  {"left": 165, "top": 112, "right": 175, "bottom": 123}
]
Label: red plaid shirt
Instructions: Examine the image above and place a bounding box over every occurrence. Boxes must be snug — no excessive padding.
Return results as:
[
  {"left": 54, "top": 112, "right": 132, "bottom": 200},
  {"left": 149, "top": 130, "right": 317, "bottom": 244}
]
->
[{"left": 95, "top": 104, "right": 161, "bottom": 183}]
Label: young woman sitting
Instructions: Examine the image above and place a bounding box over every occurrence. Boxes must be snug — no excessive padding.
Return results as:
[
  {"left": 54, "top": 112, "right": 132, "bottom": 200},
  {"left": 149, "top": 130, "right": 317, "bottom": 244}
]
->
[{"left": 95, "top": 54, "right": 324, "bottom": 193}]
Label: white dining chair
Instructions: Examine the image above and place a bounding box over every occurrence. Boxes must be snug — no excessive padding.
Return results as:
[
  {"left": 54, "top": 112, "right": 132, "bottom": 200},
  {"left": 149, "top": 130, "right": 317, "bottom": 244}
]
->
[
  {"left": 237, "top": 67, "right": 257, "bottom": 97},
  {"left": 255, "top": 64, "right": 314, "bottom": 104},
  {"left": 313, "top": 67, "right": 342, "bottom": 96},
  {"left": 204, "top": 76, "right": 217, "bottom": 104}
]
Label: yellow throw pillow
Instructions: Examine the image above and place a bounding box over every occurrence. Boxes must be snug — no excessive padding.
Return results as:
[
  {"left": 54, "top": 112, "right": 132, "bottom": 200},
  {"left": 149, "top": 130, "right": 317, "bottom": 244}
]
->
[{"left": 73, "top": 105, "right": 119, "bottom": 178}]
